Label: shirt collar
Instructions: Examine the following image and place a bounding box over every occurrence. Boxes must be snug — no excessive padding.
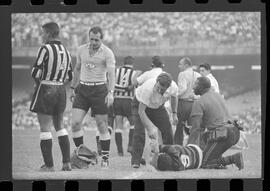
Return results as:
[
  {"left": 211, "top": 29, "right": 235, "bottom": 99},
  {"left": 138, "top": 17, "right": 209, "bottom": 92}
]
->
[{"left": 123, "top": 65, "right": 133, "bottom": 69}]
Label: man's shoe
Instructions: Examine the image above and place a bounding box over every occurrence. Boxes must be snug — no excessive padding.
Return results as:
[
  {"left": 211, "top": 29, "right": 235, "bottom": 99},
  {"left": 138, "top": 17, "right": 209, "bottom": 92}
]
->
[
  {"left": 62, "top": 162, "right": 72, "bottom": 171},
  {"left": 140, "top": 158, "right": 146, "bottom": 165},
  {"left": 132, "top": 164, "right": 140, "bottom": 169},
  {"left": 39, "top": 164, "right": 54, "bottom": 172},
  {"left": 232, "top": 152, "right": 244, "bottom": 170},
  {"left": 101, "top": 159, "right": 109, "bottom": 169}
]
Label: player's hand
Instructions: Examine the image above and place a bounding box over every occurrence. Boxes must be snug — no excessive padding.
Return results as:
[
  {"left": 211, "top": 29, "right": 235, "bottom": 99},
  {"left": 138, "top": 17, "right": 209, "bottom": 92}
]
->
[
  {"left": 70, "top": 89, "right": 75, "bottom": 102},
  {"left": 172, "top": 113, "right": 178, "bottom": 126},
  {"left": 149, "top": 138, "right": 159, "bottom": 154},
  {"left": 105, "top": 92, "right": 114, "bottom": 107}
]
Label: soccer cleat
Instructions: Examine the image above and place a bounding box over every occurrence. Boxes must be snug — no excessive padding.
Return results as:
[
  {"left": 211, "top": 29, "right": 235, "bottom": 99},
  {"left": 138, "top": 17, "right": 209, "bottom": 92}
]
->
[
  {"left": 39, "top": 164, "right": 54, "bottom": 172},
  {"left": 232, "top": 152, "right": 244, "bottom": 170},
  {"left": 140, "top": 158, "right": 146, "bottom": 165},
  {"left": 132, "top": 164, "right": 140, "bottom": 169},
  {"left": 61, "top": 162, "right": 72, "bottom": 171},
  {"left": 101, "top": 159, "right": 109, "bottom": 169}
]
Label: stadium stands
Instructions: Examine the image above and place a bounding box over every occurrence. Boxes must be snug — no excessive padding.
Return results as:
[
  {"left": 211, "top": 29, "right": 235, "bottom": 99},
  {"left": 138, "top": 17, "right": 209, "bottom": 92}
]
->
[{"left": 12, "top": 12, "right": 260, "bottom": 49}]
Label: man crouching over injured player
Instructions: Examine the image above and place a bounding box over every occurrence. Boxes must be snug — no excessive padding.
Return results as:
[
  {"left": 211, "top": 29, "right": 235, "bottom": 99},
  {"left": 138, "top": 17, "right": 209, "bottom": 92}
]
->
[{"left": 150, "top": 77, "right": 244, "bottom": 171}]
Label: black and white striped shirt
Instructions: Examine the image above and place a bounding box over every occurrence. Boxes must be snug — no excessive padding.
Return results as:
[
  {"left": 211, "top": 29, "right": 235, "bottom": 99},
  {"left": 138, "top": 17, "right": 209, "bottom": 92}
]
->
[
  {"left": 31, "top": 40, "right": 73, "bottom": 83},
  {"left": 115, "top": 65, "right": 136, "bottom": 99}
]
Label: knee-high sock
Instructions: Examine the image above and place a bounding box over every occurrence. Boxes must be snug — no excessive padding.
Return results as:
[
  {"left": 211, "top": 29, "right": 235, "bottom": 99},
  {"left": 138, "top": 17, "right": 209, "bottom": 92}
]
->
[
  {"left": 115, "top": 129, "right": 123, "bottom": 153},
  {"left": 99, "top": 132, "right": 111, "bottom": 160},
  {"left": 72, "top": 129, "right": 84, "bottom": 147},
  {"left": 40, "top": 132, "right": 53, "bottom": 167},
  {"left": 57, "top": 129, "right": 70, "bottom": 163},
  {"left": 128, "top": 126, "right": 134, "bottom": 147}
]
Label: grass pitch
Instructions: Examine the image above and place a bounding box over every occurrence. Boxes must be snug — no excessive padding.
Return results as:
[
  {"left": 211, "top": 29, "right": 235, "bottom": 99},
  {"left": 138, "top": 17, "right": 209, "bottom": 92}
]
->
[{"left": 12, "top": 129, "right": 261, "bottom": 180}]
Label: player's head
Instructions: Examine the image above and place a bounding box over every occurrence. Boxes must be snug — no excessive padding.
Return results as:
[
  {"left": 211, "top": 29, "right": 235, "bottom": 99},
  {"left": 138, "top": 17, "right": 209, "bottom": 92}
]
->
[
  {"left": 157, "top": 153, "right": 173, "bottom": 171},
  {"left": 199, "top": 63, "right": 211, "bottom": 77},
  {"left": 193, "top": 76, "right": 211, "bottom": 96},
  {"left": 154, "top": 72, "right": 172, "bottom": 95},
  {"left": 178, "top": 57, "right": 192, "bottom": 71},
  {"left": 124, "top": 56, "right": 135, "bottom": 66},
  {"left": 151, "top": 56, "right": 164, "bottom": 68},
  {"left": 41, "top": 22, "right": 60, "bottom": 43},
  {"left": 89, "top": 26, "right": 103, "bottom": 49}
]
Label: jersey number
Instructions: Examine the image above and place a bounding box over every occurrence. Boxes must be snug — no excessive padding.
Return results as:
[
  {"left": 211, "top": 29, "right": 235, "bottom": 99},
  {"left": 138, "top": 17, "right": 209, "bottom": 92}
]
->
[
  {"left": 121, "top": 72, "right": 129, "bottom": 87},
  {"left": 180, "top": 154, "right": 190, "bottom": 168}
]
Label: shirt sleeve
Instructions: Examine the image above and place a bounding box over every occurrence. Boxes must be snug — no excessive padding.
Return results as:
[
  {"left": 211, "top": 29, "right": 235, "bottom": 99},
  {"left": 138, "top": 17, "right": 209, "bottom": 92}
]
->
[
  {"left": 67, "top": 51, "right": 73, "bottom": 81},
  {"left": 136, "top": 71, "right": 149, "bottom": 85},
  {"left": 105, "top": 48, "right": 116, "bottom": 69},
  {"left": 135, "top": 80, "right": 152, "bottom": 106},
  {"left": 31, "top": 45, "right": 47, "bottom": 79},
  {"left": 170, "top": 81, "right": 179, "bottom": 97},
  {"left": 190, "top": 100, "right": 204, "bottom": 117}
]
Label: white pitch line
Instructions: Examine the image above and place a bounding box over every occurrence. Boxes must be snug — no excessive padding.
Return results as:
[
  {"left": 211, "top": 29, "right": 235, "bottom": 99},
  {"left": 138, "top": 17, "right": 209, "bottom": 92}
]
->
[{"left": 123, "top": 171, "right": 144, "bottom": 179}]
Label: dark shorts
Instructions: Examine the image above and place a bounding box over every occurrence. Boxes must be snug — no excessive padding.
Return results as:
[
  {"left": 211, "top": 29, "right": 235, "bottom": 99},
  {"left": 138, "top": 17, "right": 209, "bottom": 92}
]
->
[
  {"left": 30, "top": 83, "right": 66, "bottom": 115},
  {"left": 114, "top": 97, "right": 134, "bottom": 125},
  {"left": 73, "top": 83, "right": 108, "bottom": 115}
]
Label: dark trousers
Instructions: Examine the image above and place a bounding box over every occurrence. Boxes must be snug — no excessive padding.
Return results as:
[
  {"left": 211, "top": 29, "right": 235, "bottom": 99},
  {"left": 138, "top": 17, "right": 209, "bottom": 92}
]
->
[
  {"left": 174, "top": 99, "right": 194, "bottom": 145},
  {"left": 131, "top": 98, "right": 174, "bottom": 165},
  {"left": 202, "top": 125, "right": 240, "bottom": 168}
]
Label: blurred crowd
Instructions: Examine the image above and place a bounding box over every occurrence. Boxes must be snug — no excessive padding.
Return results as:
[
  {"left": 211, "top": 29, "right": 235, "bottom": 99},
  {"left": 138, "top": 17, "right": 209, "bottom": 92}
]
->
[
  {"left": 12, "top": 12, "right": 260, "bottom": 49},
  {"left": 12, "top": 92, "right": 261, "bottom": 134}
]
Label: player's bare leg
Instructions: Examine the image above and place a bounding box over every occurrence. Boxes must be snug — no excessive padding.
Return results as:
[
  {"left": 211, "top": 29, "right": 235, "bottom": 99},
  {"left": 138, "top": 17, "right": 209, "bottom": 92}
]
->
[
  {"left": 115, "top": 115, "right": 124, "bottom": 156},
  {"left": 37, "top": 113, "right": 54, "bottom": 171},
  {"left": 95, "top": 114, "right": 111, "bottom": 168},
  {"left": 71, "top": 108, "right": 87, "bottom": 147},
  {"left": 53, "top": 113, "right": 71, "bottom": 171}
]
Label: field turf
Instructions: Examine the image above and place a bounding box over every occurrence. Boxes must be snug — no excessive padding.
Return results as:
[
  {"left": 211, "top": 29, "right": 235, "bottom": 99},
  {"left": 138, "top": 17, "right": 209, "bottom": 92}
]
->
[{"left": 12, "top": 128, "right": 261, "bottom": 180}]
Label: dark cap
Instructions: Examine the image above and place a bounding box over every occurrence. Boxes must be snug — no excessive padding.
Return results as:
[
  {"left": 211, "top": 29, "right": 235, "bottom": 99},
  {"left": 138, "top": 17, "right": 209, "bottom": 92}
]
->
[{"left": 152, "top": 56, "right": 164, "bottom": 68}]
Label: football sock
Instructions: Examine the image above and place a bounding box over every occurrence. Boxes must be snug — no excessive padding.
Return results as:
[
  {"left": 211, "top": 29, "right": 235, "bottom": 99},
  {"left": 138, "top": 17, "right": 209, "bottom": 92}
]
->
[
  {"left": 40, "top": 132, "right": 53, "bottom": 167},
  {"left": 72, "top": 129, "right": 84, "bottom": 147},
  {"left": 128, "top": 127, "right": 134, "bottom": 147},
  {"left": 115, "top": 129, "right": 123, "bottom": 154},
  {"left": 57, "top": 129, "right": 70, "bottom": 163},
  {"left": 100, "top": 132, "right": 111, "bottom": 161}
]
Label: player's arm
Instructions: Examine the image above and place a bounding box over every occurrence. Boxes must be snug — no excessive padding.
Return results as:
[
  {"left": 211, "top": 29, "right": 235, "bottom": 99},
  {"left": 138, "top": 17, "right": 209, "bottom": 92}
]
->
[
  {"left": 70, "top": 49, "right": 81, "bottom": 89},
  {"left": 138, "top": 102, "right": 158, "bottom": 140},
  {"left": 105, "top": 50, "right": 116, "bottom": 93},
  {"left": 64, "top": 52, "right": 73, "bottom": 86},
  {"left": 31, "top": 46, "right": 47, "bottom": 85},
  {"left": 170, "top": 81, "right": 179, "bottom": 125},
  {"left": 187, "top": 102, "right": 205, "bottom": 147}
]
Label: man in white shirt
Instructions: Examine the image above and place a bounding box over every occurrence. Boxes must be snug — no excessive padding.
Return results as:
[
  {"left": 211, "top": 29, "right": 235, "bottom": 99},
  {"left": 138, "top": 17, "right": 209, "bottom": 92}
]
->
[
  {"left": 175, "top": 57, "right": 201, "bottom": 145},
  {"left": 131, "top": 72, "right": 178, "bottom": 168},
  {"left": 133, "top": 56, "right": 164, "bottom": 86},
  {"left": 199, "top": 63, "right": 220, "bottom": 94}
]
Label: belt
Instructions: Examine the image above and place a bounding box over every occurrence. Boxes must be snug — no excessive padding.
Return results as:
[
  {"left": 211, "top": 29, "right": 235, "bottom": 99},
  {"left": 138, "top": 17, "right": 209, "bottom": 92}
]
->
[
  {"left": 41, "top": 80, "right": 63, "bottom": 85},
  {"left": 178, "top": 98, "right": 194, "bottom": 102},
  {"left": 80, "top": 81, "right": 106, "bottom": 86}
]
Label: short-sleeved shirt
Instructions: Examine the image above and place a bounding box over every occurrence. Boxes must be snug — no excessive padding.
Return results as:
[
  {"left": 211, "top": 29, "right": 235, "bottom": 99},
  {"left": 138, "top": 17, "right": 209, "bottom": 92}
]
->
[
  {"left": 178, "top": 67, "right": 201, "bottom": 99},
  {"left": 190, "top": 90, "right": 230, "bottom": 130},
  {"left": 77, "top": 43, "right": 115, "bottom": 82},
  {"left": 206, "top": 73, "right": 220, "bottom": 94},
  {"left": 136, "top": 67, "right": 163, "bottom": 85},
  {"left": 135, "top": 77, "right": 178, "bottom": 109}
]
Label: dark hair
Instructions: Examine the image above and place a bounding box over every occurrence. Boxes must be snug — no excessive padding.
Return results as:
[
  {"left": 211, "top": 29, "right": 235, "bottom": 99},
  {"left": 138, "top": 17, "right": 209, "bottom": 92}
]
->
[
  {"left": 179, "top": 57, "right": 192, "bottom": 66},
  {"left": 197, "top": 76, "right": 211, "bottom": 89},
  {"left": 89, "top": 26, "right": 103, "bottom": 39},
  {"left": 124, "top": 56, "right": 135, "bottom": 65},
  {"left": 157, "top": 153, "right": 173, "bottom": 171},
  {"left": 152, "top": 56, "right": 164, "bottom": 68},
  {"left": 156, "top": 72, "right": 172, "bottom": 88},
  {"left": 42, "top": 22, "right": 60, "bottom": 38},
  {"left": 199, "top": 63, "right": 211, "bottom": 71}
]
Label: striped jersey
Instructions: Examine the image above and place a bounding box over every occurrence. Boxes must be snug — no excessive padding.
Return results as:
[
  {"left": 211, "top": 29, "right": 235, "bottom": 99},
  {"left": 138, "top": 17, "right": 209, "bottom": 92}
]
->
[
  {"left": 115, "top": 65, "right": 136, "bottom": 99},
  {"left": 31, "top": 40, "right": 73, "bottom": 83},
  {"left": 159, "top": 144, "right": 203, "bottom": 170}
]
